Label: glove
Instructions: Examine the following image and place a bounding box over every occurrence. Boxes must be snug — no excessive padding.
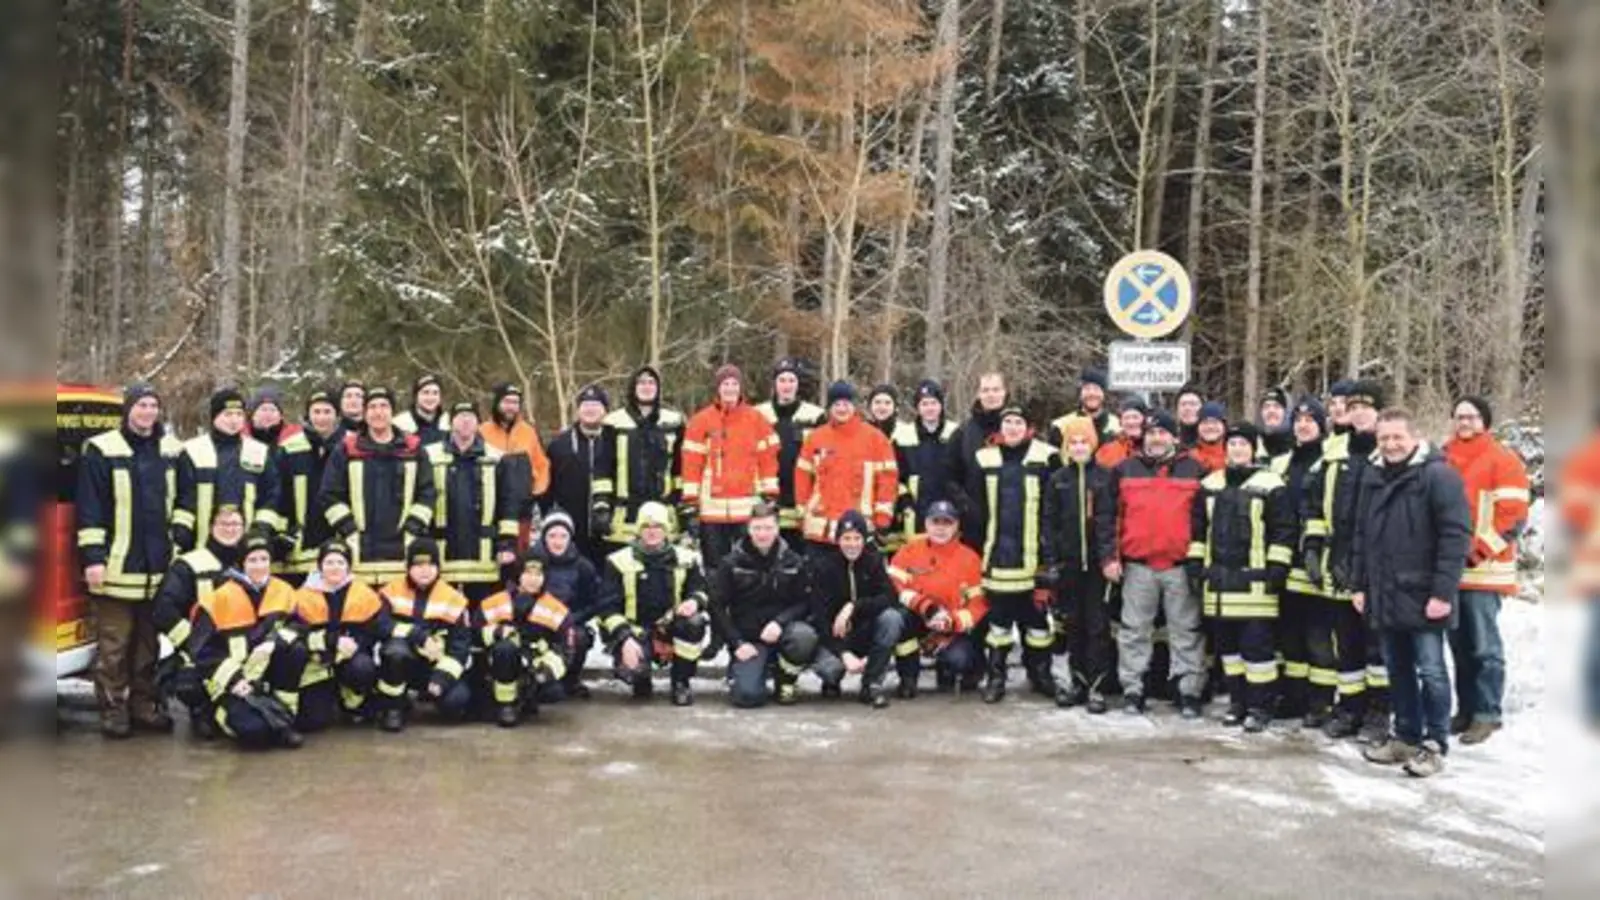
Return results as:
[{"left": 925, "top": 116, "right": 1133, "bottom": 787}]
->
[
  {"left": 403, "top": 517, "right": 428, "bottom": 539},
  {"left": 170, "top": 525, "right": 195, "bottom": 553},
  {"left": 677, "top": 503, "right": 699, "bottom": 535},
  {"left": 337, "top": 518, "right": 359, "bottom": 540},
  {"left": 1329, "top": 559, "right": 1351, "bottom": 592},
  {"left": 1038, "top": 566, "right": 1063, "bottom": 591},
  {"left": 590, "top": 503, "right": 614, "bottom": 539},
  {"left": 1267, "top": 564, "right": 1289, "bottom": 596},
  {"left": 1302, "top": 543, "right": 1324, "bottom": 586}
]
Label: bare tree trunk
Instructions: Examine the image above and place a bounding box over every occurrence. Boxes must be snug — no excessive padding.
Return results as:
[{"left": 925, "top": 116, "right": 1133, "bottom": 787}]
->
[
  {"left": 776, "top": 105, "right": 802, "bottom": 362},
  {"left": 633, "top": 0, "right": 665, "bottom": 366},
  {"left": 1145, "top": 35, "right": 1179, "bottom": 248},
  {"left": 880, "top": 91, "right": 931, "bottom": 384},
  {"left": 135, "top": 90, "right": 157, "bottom": 350},
  {"left": 985, "top": 0, "right": 1006, "bottom": 104},
  {"left": 1490, "top": 0, "right": 1528, "bottom": 419},
  {"left": 106, "top": 0, "right": 137, "bottom": 377},
  {"left": 1132, "top": 0, "right": 1162, "bottom": 249},
  {"left": 925, "top": 0, "right": 960, "bottom": 382},
  {"left": 1180, "top": 0, "right": 1220, "bottom": 347},
  {"left": 1075, "top": 0, "right": 1089, "bottom": 83},
  {"left": 290, "top": 0, "right": 315, "bottom": 348},
  {"left": 218, "top": 0, "right": 252, "bottom": 376},
  {"left": 1242, "top": 0, "right": 1269, "bottom": 408},
  {"left": 60, "top": 131, "right": 80, "bottom": 365},
  {"left": 335, "top": 0, "right": 373, "bottom": 174}
]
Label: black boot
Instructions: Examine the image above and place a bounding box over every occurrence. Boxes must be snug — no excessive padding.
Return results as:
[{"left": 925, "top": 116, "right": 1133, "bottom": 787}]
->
[
  {"left": 896, "top": 661, "right": 920, "bottom": 699},
  {"left": 1026, "top": 658, "right": 1058, "bottom": 699},
  {"left": 1243, "top": 709, "right": 1271, "bottom": 733},
  {"left": 631, "top": 675, "right": 654, "bottom": 701},
  {"left": 1358, "top": 696, "right": 1392, "bottom": 746},
  {"left": 1056, "top": 680, "right": 1086, "bottom": 709},
  {"left": 1277, "top": 678, "right": 1308, "bottom": 721},
  {"left": 378, "top": 708, "right": 406, "bottom": 733},
  {"left": 1085, "top": 688, "right": 1109, "bottom": 715},
  {"left": 1303, "top": 701, "right": 1332, "bottom": 730},
  {"left": 1323, "top": 703, "right": 1361, "bottom": 739},
  {"left": 1223, "top": 696, "right": 1247, "bottom": 727},
  {"left": 859, "top": 684, "right": 889, "bottom": 709},
  {"left": 774, "top": 675, "right": 799, "bottom": 706},
  {"left": 671, "top": 679, "right": 694, "bottom": 707},
  {"left": 496, "top": 704, "right": 520, "bottom": 728},
  {"left": 278, "top": 727, "right": 306, "bottom": 749},
  {"left": 934, "top": 665, "right": 956, "bottom": 694},
  {"left": 820, "top": 682, "right": 843, "bottom": 700},
  {"left": 189, "top": 710, "right": 217, "bottom": 742},
  {"left": 981, "top": 647, "right": 1008, "bottom": 704}
]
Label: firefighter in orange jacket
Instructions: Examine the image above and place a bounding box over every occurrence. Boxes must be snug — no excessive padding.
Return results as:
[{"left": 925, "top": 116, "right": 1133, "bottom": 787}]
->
[
  {"left": 1094, "top": 401, "right": 1147, "bottom": 470},
  {"left": 480, "top": 382, "right": 553, "bottom": 533},
  {"left": 475, "top": 554, "right": 570, "bottom": 727},
  {"left": 283, "top": 540, "right": 385, "bottom": 731},
  {"left": 888, "top": 501, "right": 989, "bottom": 697},
  {"left": 794, "top": 381, "right": 898, "bottom": 552},
  {"left": 181, "top": 534, "right": 304, "bottom": 749},
  {"left": 1442, "top": 396, "right": 1530, "bottom": 745},
  {"left": 681, "top": 364, "right": 781, "bottom": 570},
  {"left": 1190, "top": 402, "right": 1228, "bottom": 474},
  {"left": 373, "top": 539, "right": 473, "bottom": 732}
]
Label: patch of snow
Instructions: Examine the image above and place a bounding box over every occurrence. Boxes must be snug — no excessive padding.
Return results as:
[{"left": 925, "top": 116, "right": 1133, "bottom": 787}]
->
[
  {"left": 1318, "top": 763, "right": 1424, "bottom": 812},
  {"left": 1388, "top": 831, "right": 1504, "bottom": 874},
  {"left": 594, "top": 761, "right": 640, "bottom": 778},
  {"left": 1211, "top": 783, "right": 1335, "bottom": 818}
]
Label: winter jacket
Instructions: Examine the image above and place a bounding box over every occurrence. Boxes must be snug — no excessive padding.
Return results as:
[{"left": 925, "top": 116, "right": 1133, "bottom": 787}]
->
[
  {"left": 1095, "top": 450, "right": 1206, "bottom": 571},
  {"left": 377, "top": 577, "right": 473, "bottom": 692},
  {"left": 1255, "top": 429, "right": 1294, "bottom": 463},
  {"left": 592, "top": 402, "right": 685, "bottom": 542},
  {"left": 794, "top": 416, "right": 899, "bottom": 543},
  {"left": 529, "top": 538, "right": 602, "bottom": 624},
  {"left": 755, "top": 399, "right": 826, "bottom": 531},
  {"left": 475, "top": 589, "right": 570, "bottom": 680},
  {"left": 318, "top": 430, "right": 436, "bottom": 582},
  {"left": 888, "top": 536, "right": 988, "bottom": 650},
  {"left": 425, "top": 437, "right": 524, "bottom": 585},
  {"left": 544, "top": 425, "right": 611, "bottom": 546},
  {"left": 945, "top": 403, "right": 1005, "bottom": 545},
  {"left": 1300, "top": 431, "right": 1377, "bottom": 599},
  {"left": 1350, "top": 444, "right": 1472, "bottom": 631},
  {"left": 393, "top": 408, "right": 446, "bottom": 447},
  {"left": 682, "top": 400, "right": 780, "bottom": 524},
  {"left": 270, "top": 425, "right": 339, "bottom": 575},
  {"left": 75, "top": 424, "right": 184, "bottom": 601},
  {"left": 1047, "top": 458, "right": 1104, "bottom": 574},
  {"left": 1191, "top": 440, "right": 1226, "bottom": 474},
  {"left": 711, "top": 536, "right": 811, "bottom": 647},
  {"left": 890, "top": 418, "right": 959, "bottom": 540},
  {"left": 1094, "top": 434, "right": 1139, "bottom": 470},
  {"left": 172, "top": 430, "right": 282, "bottom": 551},
  {"left": 481, "top": 416, "right": 553, "bottom": 506},
  {"left": 595, "top": 542, "right": 708, "bottom": 648},
  {"left": 1444, "top": 433, "right": 1531, "bottom": 595},
  {"left": 150, "top": 540, "right": 241, "bottom": 651},
  {"left": 807, "top": 545, "right": 896, "bottom": 636},
  {"left": 1048, "top": 409, "right": 1120, "bottom": 451},
  {"left": 1270, "top": 441, "right": 1325, "bottom": 596},
  {"left": 1190, "top": 465, "right": 1296, "bottom": 619},
  {"left": 965, "top": 438, "right": 1058, "bottom": 592},
  {"left": 287, "top": 577, "right": 386, "bottom": 687},
  {"left": 1561, "top": 434, "right": 1600, "bottom": 592},
  {"left": 184, "top": 574, "right": 297, "bottom": 703}
]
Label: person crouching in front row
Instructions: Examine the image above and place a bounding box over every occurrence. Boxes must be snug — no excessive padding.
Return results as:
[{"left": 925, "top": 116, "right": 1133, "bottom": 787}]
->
[
  {"left": 712, "top": 502, "right": 819, "bottom": 707},
  {"left": 373, "top": 539, "right": 472, "bottom": 732},
  {"left": 808, "top": 511, "right": 904, "bottom": 709},
  {"left": 475, "top": 554, "right": 572, "bottom": 727}
]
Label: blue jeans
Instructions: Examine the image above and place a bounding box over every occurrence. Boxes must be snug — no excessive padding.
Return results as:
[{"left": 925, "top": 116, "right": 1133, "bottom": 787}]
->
[
  {"left": 728, "top": 622, "right": 820, "bottom": 708},
  {"left": 1448, "top": 590, "right": 1505, "bottom": 724},
  {"left": 1382, "top": 629, "right": 1451, "bottom": 751},
  {"left": 1587, "top": 600, "right": 1600, "bottom": 725}
]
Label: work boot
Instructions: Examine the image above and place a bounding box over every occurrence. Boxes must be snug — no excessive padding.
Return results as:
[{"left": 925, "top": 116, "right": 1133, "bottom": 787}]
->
[
  {"left": 1276, "top": 681, "right": 1307, "bottom": 721},
  {"left": 1085, "top": 690, "right": 1109, "bottom": 715},
  {"left": 378, "top": 708, "right": 406, "bottom": 733},
  {"left": 896, "top": 678, "right": 918, "bottom": 700},
  {"left": 1450, "top": 713, "right": 1471, "bottom": 736},
  {"left": 1055, "top": 683, "right": 1085, "bottom": 709},
  {"left": 1403, "top": 740, "right": 1447, "bottom": 778},
  {"left": 1178, "top": 695, "right": 1205, "bottom": 720},
  {"left": 1222, "top": 696, "right": 1247, "bottom": 727},
  {"left": 1358, "top": 700, "right": 1392, "bottom": 746},
  {"left": 859, "top": 684, "right": 890, "bottom": 710},
  {"left": 1026, "top": 662, "right": 1059, "bottom": 699},
  {"left": 1460, "top": 720, "right": 1501, "bottom": 746},
  {"left": 496, "top": 704, "right": 521, "bottom": 728},
  {"left": 1323, "top": 706, "right": 1360, "bottom": 739},
  {"left": 671, "top": 680, "right": 694, "bottom": 707},
  {"left": 934, "top": 668, "right": 956, "bottom": 694},
  {"left": 132, "top": 708, "right": 175, "bottom": 734},
  {"left": 1362, "top": 738, "right": 1418, "bottom": 766},
  {"left": 775, "top": 679, "right": 799, "bottom": 706},
  {"left": 101, "top": 708, "right": 132, "bottom": 740},
  {"left": 1243, "top": 710, "right": 1271, "bottom": 734},
  {"left": 982, "top": 648, "right": 1009, "bottom": 704},
  {"left": 820, "top": 682, "right": 843, "bottom": 701},
  {"left": 566, "top": 681, "right": 592, "bottom": 701},
  {"left": 1302, "top": 702, "right": 1333, "bottom": 730},
  {"left": 189, "top": 710, "right": 218, "bottom": 741},
  {"left": 1123, "top": 693, "right": 1146, "bottom": 715},
  {"left": 631, "top": 676, "right": 654, "bottom": 701},
  {"left": 278, "top": 728, "right": 306, "bottom": 750}
]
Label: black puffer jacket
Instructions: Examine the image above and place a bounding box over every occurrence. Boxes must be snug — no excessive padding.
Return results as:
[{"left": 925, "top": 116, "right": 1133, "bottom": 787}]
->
[
  {"left": 945, "top": 402, "right": 1004, "bottom": 545},
  {"left": 1350, "top": 444, "right": 1472, "bottom": 632},
  {"left": 806, "top": 544, "right": 895, "bottom": 633},
  {"left": 711, "top": 536, "right": 812, "bottom": 646},
  {"left": 529, "top": 529, "right": 601, "bottom": 623}
]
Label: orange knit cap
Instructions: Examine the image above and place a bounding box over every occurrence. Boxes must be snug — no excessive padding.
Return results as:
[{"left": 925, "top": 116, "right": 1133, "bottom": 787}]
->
[{"left": 1059, "top": 414, "right": 1101, "bottom": 452}]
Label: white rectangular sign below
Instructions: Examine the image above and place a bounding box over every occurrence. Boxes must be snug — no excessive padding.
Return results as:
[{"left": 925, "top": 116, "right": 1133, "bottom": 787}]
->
[{"left": 1108, "top": 340, "right": 1191, "bottom": 392}]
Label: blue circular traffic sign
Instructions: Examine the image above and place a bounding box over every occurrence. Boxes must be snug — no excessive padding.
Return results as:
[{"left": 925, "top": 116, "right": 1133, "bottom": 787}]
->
[{"left": 1103, "top": 250, "right": 1193, "bottom": 339}]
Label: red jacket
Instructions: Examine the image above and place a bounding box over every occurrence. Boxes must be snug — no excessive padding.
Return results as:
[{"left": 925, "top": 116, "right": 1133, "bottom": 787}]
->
[
  {"left": 794, "top": 416, "right": 899, "bottom": 542},
  {"left": 1562, "top": 434, "right": 1600, "bottom": 593},
  {"left": 1094, "top": 452, "right": 1205, "bottom": 571},
  {"left": 1095, "top": 435, "right": 1138, "bottom": 470},
  {"left": 1445, "top": 434, "right": 1530, "bottom": 595},
  {"left": 889, "top": 536, "right": 988, "bottom": 650},
  {"left": 1191, "top": 440, "right": 1226, "bottom": 474},
  {"left": 681, "top": 400, "right": 780, "bottom": 523}
]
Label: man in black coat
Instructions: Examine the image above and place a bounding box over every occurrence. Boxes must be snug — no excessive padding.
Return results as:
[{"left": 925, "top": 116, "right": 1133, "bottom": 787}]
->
[
  {"left": 807, "top": 511, "right": 904, "bottom": 708},
  {"left": 545, "top": 384, "right": 614, "bottom": 570},
  {"left": 1351, "top": 408, "right": 1471, "bottom": 778},
  {"left": 712, "top": 503, "right": 818, "bottom": 708}
]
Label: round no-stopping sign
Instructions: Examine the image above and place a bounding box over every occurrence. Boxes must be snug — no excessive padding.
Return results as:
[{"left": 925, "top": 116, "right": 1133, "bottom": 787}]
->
[{"left": 1103, "top": 250, "right": 1193, "bottom": 339}]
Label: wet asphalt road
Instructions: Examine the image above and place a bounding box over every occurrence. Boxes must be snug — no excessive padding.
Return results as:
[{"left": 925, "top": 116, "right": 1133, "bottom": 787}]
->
[{"left": 56, "top": 678, "right": 1542, "bottom": 898}]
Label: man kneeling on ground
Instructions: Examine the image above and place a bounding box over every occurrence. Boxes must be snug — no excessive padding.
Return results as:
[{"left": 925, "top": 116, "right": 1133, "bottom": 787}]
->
[
  {"left": 808, "top": 511, "right": 904, "bottom": 709},
  {"left": 712, "top": 502, "right": 818, "bottom": 707}
]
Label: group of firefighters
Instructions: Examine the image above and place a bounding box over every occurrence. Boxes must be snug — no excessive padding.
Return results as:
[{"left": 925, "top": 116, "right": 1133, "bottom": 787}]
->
[{"left": 74, "top": 359, "right": 1531, "bottom": 775}]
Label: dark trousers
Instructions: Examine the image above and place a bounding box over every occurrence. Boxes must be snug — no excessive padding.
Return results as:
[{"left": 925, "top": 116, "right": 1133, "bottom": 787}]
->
[
  {"left": 897, "top": 632, "right": 983, "bottom": 689},
  {"left": 1449, "top": 590, "right": 1506, "bottom": 725},
  {"left": 1331, "top": 599, "right": 1389, "bottom": 711},
  {"left": 1055, "top": 568, "right": 1113, "bottom": 691},
  {"left": 294, "top": 654, "right": 379, "bottom": 732},
  {"left": 1278, "top": 591, "right": 1338, "bottom": 711},
  {"left": 612, "top": 614, "right": 708, "bottom": 686},
  {"left": 728, "top": 621, "right": 819, "bottom": 708},
  {"left": 1214, "top": 617, "right": 1278, "bottom": 713},
  {"left": 985, "top": 590, "right": 1054, "bottom": 681},
  {"left": 813, "top": 608, "right": 905, "bottom": 689},
  {"left": 1382, "top": 628, "right": 1450, "bottom": 750},
  {"left": 560, "top": 622, "right": 596, "bottom": 695},
  {"left": 213, "top": 643, "right": 303, "bottom": 747},
  {"left": 376, "top": 640, "right": 472, "bottom": 719},
  {"left": 699, "top": 523, "right": 744, "bottom": 573},
  {"left": 90, "top": 596, "right": 161, "bottom": 720}
]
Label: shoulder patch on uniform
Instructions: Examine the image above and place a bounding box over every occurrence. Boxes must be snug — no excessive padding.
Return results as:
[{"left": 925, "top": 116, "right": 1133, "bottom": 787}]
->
[
  {"left": 1244, "top": 470, "right": 1286, "bottom": 493},
  {"left": 1201, "top": 470, "right": 1227, "bottom": 491},
  {"left": 88, "top": 430, "right": 132, "bottom": 457},
  {"left": 241, "top": 438, "right": 269, "bottom": 470},
  {"left": 658, "top": 407, "right": 685, "bottom": 426},
  {"left": 891, "top": 422, "right": 918, "bottom": 446},
  {"left": 1025, "top": 441, "right": 1057, "bottom": 466},
  {"left": 673, "top": 546, "right": 702, "bottom": 569},
  {"left": 975, "top": 446, "right": 1001, "bottom": 468}
]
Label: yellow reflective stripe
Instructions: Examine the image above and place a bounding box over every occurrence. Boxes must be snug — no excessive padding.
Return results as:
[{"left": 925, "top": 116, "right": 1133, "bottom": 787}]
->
[
  {"left": 435, "top": 656, "right": 465, "bottom": 679},
  {"left": 494, "top": 680, "right": 519, "bottom": 703},
  {"left": 982, "top": 472, "right": 998, "bottom": 570},
  {"left": 326, "top": 503, "right": 354, "bottom": 527},
  {"left": 1303, "top": 519, "right": 1330, "bottom": 538},
  {"left": 1221, "top": 656, "right": 1247, "bottom": 677},
  {"left": 349, "top": 461, "right": 367, "bottom": 531},
  {"left": 894, "top": 638, "right": 920, "bottom": 657},
  {"left": 673, "top": 638, "right": 703, "bottom": 661},
  {"left": 110, "top": 469, "right": 132, "bottom": 575},
  {"left": 1024, "top": 628, "right": 1053, "bottom": 649},
  {"left": 1282, "top": 661, "right": 1311, "bottom": 679},
  {"left": 402, "top": 460, "right": 420, "bottom": 528},
  {"left": 984, "top": 627, "right": 1014, "bottom": 648},
  {"left": 170, "top": 509, "right": 197, "bottom": 529},
  {"left": 1267, "top": 545, "right": 1294, "bottom": 566},
  {"left": 293, "top": 474, "right": 309, "bottom": 540},
  {"left": 433, "top": 455, "right": 449, "bottom": 529},
  {"left": 956, "top": 609, "right": 975, "bottom": 630},
  {"left": 1249, "top": 497, "right": 1266, "bottom": 571},
  {"left": 481, "top": 458, "right": 497, "bottom": 529},
  {"left": 167, "top": 618, "right": 193, "bottom": 648},
  {"left": 377, "top": 680, "right": 406, "bottom": 697},
  {"left": 392, "top": 622, "right": 414, "bottom": 639},
  {"left": 242, "top": 481, "right": 256, "bottom": 526},
  {"left": 1187, "top": 541, "right": 1207, "bottom": 560},
  {"left": 77, "top": 527, "right": 108, "bottom": 547},
  {"left": 1308, "top": 667, "right": 1339, "bottom": 687},
  {"left": 615, "top": 431, "right": 631, "bottom": 501},
  {"left": 1493, "top": 487, "right": 1530, "bottom": 503},
  {"left": 623, "top": 570, "right": 639, "bottom": 624}
]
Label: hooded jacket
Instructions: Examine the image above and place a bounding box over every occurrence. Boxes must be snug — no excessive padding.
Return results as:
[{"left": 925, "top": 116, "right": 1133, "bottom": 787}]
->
[
  {"left": 593, "top": 366, "right": 685, "bottom": 542},
  {"left": 75, "top": 385, "right": 185, "bottom": 600},
  {"left": 1350, "top": 444, "right": 1472, "bottom": 631},
  {"left": 1189, "top": 464, "right": 1296, "bottom": 619}
]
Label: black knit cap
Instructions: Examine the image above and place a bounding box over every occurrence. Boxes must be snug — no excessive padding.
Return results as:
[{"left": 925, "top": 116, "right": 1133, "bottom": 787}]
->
[
  {"left": 1346, "top": 380, "right": 1386, "bottom": 409},
  {"left": 317, "top": 539, "right": 352, "bottom": 567},
  {"left": 209, "top": 387, "right": 246, "bottom": 420},
  {"left": 869, "top": 383, "right": 898, "bottom": 404},
  {"left": 836, "top": 509, "right": 871, "bottom": 539},
  {"left": 122, "top": 382, "right": 160, "bottom": 418},
  {"left": 492, "top": 382, "right": 523, "bottom": 404},
  {"left": 340, "top": 379, "right": 366, "bottom": 396},
  {"left": 248, "top": 385, "right": 285, "bottom": 414},
  {"left": 1120, "top": 398, "right": 1149, "bottom": 416},
  {"left": 1199, "top": 401, "right": 1227, "bottom": 424},
  {"left": 576, "top": 384, "right": 610, "bottom": 409},
  {"left": 449, "top": 401, "right": 479, "bottom": 421},
  {"left": 406, "top": 538, "right": 439, "bottom": 568},
  {"left": 773, "top": 357, "right": 803, "bottom": 381},
  {"left": 305, "top": 388, "right": 336, "bottom": 415},
  {"left": 364, "top": 386, "right": 395, "bottom": 408},
  {"left": 1292, "top": 396, "right": 1328, "bottom": 433},
  {"left": 1145, "top": 408, "right": 1177, "bottom": 436},
  {"left": 1454, "top": 395, "right": 1493, "bottom": 429},
  {"left": 1226, "top": 421, "right": 1260, "bottom": 445},
  {"left": 1080, "top": 369, "right": 1109, "bottom": 390},
  {"left": 1260, "top": 387, "right": 1289, "bottom": 410},
  {"left": 1329, "top": 379, "right": 1356, "bottom": 398},
  {"left": 1176, "top": 382, "right": 1205, "bottom": 403},
  {"left": 914, "top": 379, "right": 945, "bottom": 404},
  {"left": 413, "top": 374, "right": 441, "bottom": 397},
  {"left": 827, "top": 381, "right": 857, "bottom": 406},
  {"left": 242, "top": 531, "right": 274, "bottom": 560},
  {"left": 999, "top": 405, "right": 1028, "bottom": 423}
]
